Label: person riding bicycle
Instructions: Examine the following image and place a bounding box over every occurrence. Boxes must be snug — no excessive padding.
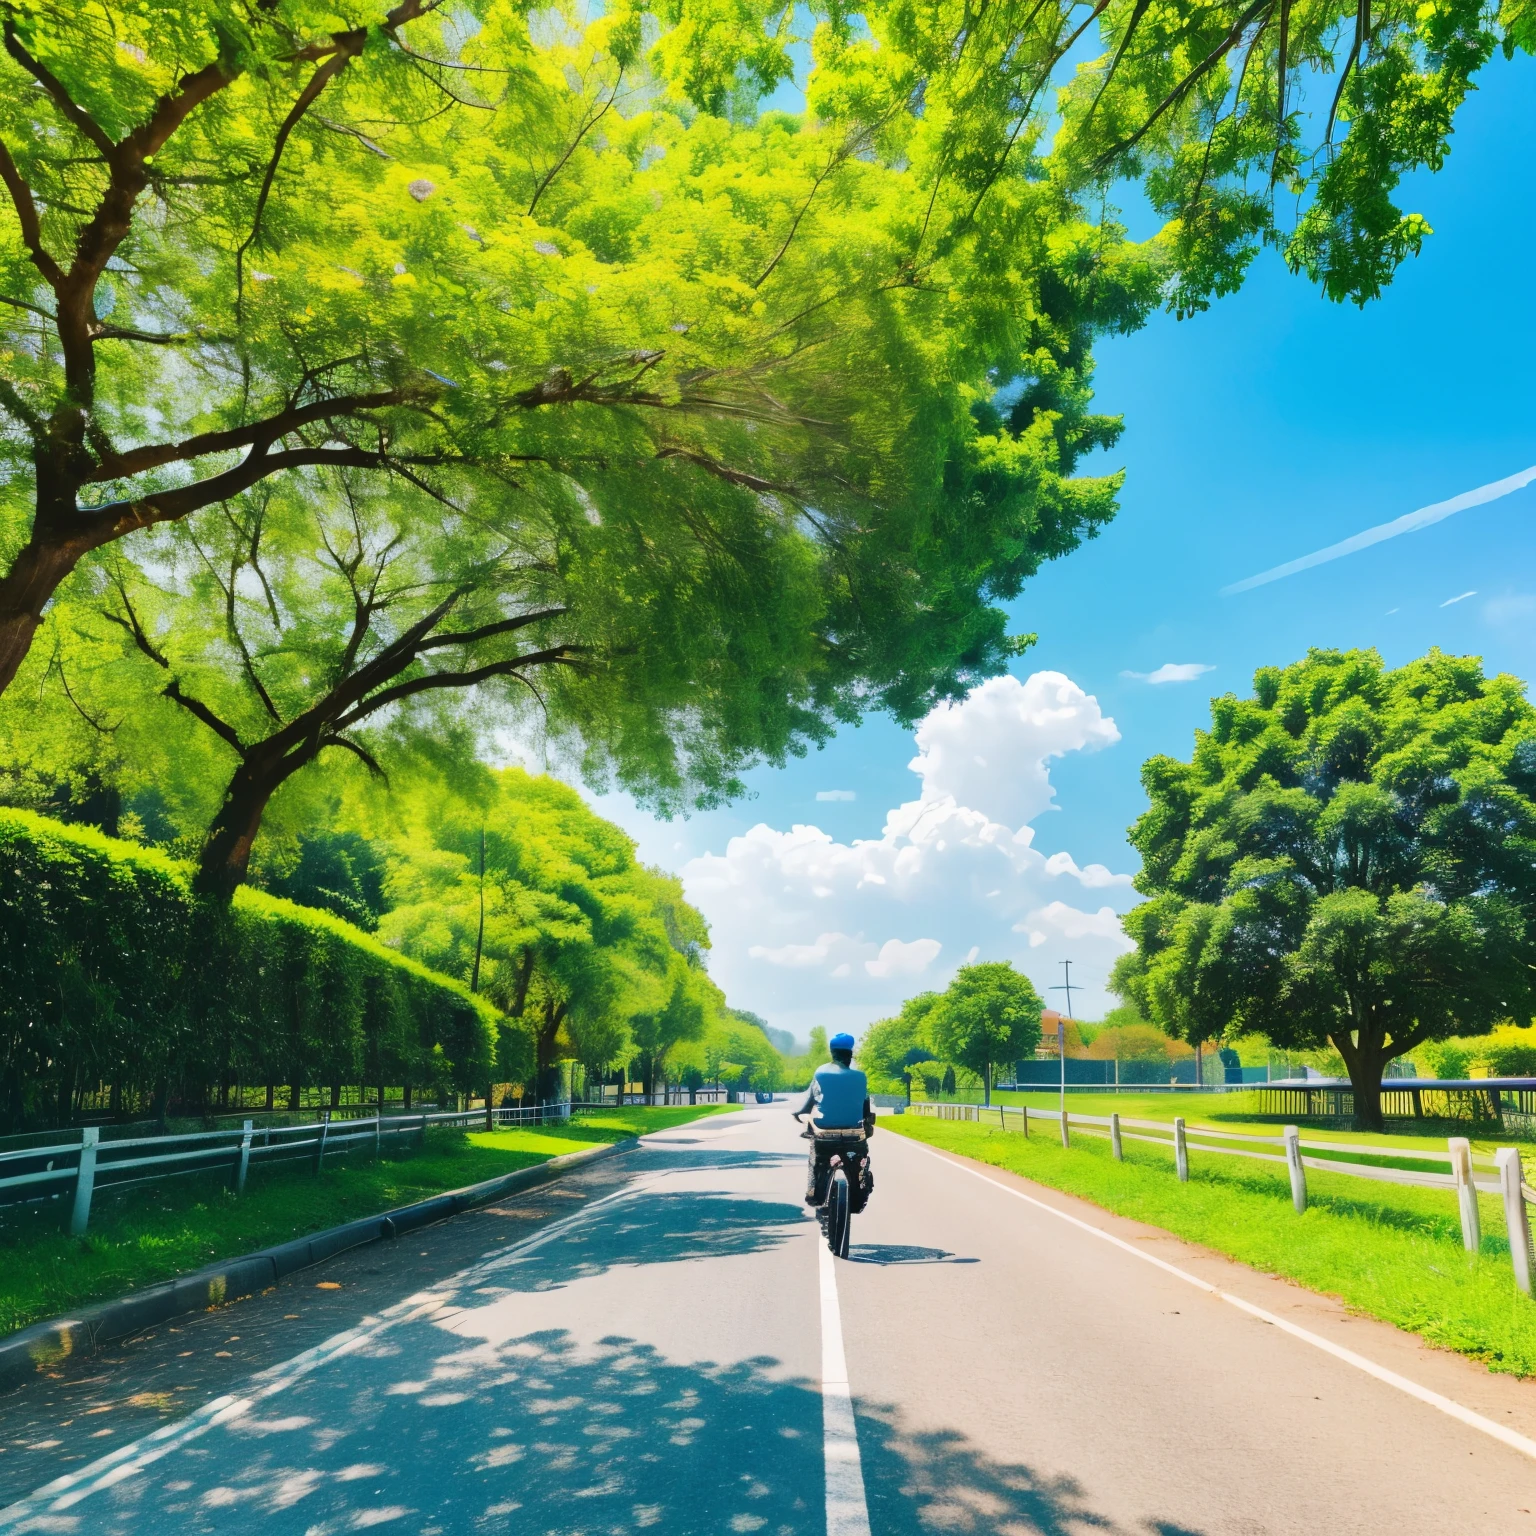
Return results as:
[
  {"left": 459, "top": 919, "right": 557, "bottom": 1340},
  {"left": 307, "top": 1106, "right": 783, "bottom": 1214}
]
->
[{"left": 792, "top": 1033, "right": 875, "bottom": 1213}]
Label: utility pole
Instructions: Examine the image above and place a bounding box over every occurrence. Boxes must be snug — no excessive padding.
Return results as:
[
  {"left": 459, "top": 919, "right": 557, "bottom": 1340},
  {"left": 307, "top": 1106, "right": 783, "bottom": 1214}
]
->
[{"left": 1050, "top": 960, "right": 1077, "bottom": 1135}]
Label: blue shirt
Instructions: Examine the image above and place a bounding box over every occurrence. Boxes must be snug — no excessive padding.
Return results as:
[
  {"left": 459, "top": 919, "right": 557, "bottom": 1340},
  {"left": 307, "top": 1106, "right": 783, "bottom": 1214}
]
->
[{"left": 794, "top": 1061, "right": 870, "bottom": 1129}]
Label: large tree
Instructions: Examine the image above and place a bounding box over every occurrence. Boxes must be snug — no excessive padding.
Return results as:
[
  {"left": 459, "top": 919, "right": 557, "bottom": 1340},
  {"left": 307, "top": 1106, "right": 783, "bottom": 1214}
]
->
[
  {"left": 1118, "top": 648, "right": 1536, "bottom": 1130},
  {"left": 928, "top": 961, "right": 1043, "bottom": 1105},
  {"left": 1, "top": 1, "right": 1167, "bottom": 889}
]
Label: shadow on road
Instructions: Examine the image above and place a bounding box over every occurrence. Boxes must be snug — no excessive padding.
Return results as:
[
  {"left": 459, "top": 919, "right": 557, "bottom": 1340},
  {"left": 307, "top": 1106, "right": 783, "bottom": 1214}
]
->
[
  {"left": 59, "top": 1326, "right": 1209, "bottom": 1536},
  {"left": 479, "top": 1188, "right": 809, "bottom": 1295},
  {"left": 846, "top": 1245, "right": 978, "bottom": 1266},
  {"left": 11, "top": 1148, "right": 1210, "bottom": 1535}
]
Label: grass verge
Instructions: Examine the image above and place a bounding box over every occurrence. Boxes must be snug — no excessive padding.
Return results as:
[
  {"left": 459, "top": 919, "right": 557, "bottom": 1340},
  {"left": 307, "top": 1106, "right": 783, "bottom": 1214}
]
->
[
  {"left": 0, "top": 1104, "right": 731, "bottom": 1337},
  {"left": 931, "top": 1090, "right": 1517, "bottom": 1155},
  {"left": 886, "top": 1112, "right": 1536, "bottom": 1378}
]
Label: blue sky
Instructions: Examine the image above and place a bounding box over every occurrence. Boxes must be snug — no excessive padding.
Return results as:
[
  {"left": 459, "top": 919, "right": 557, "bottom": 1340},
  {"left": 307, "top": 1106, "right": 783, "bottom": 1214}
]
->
[{"left": 593, "top": 54, "right": 1536, "bottom": 1043}]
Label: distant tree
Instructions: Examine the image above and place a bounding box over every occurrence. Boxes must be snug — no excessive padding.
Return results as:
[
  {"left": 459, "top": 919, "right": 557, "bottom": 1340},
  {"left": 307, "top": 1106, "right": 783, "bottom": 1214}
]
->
[
  {"left": 267, "top": 832, "right": 388, "bottom": 931},
  {"left": 1120, "top": 648, "right": 1536, "bottom": 1131},
  {"left": 857, "top": 992, "right": 942, "bottom": 1092},
  {"left": 1084, "top": 1024, "right": 1186, "bottom": 1063},
  {"left": 929, "top": 962, "right": 1043, "bottom": 1106}
]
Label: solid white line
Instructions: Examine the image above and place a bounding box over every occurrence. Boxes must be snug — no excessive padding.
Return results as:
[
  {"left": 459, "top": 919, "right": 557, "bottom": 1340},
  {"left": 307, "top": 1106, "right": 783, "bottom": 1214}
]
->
[
  {"left": 819, "top": 1241, "right": 872, "bottom": 1536},
  {"left": 903, "top": 1138, "right": 1536, "bottom": 1465},
  {"left": 0, "top": 1172, "right": 663, "bottom": 1529}
]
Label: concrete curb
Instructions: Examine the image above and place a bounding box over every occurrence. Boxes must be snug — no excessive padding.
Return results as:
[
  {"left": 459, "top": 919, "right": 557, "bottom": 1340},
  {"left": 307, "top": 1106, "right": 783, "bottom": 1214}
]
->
[{"left": 0, "top": 1135, "right": 638, "bottom": 1393}]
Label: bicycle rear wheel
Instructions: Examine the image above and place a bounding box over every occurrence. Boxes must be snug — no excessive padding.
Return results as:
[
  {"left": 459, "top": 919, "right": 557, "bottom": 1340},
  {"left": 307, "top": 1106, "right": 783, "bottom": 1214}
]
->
[{"left": 826, "top": 1168, "right": 851, "bottom": 1258}]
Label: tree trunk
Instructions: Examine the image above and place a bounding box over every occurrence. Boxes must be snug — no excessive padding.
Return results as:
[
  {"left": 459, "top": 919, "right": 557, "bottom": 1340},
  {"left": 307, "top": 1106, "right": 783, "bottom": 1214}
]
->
[
  {"left": 534, "top": 1001, "right": 565, "bottom": 1102},
  {"left": 1334, "top": 1025, "right": 1391, "bottom": 1133},
  {"left": 0, "top": 535, "right": 82, "bottom": 698},
  {"left": 151, "top": 1077, "right": 169, "bottom": 1132},
  {"left": 194, "top": 759, "right": 286, "bottom": 901}
]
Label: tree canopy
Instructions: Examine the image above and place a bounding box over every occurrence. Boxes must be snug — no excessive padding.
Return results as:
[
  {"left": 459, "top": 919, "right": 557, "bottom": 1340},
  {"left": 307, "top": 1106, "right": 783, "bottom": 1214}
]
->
[
  {"left": 1117, "top": 647, "right": 1536, "bottom": 1129},
  {"left": 0, "top": 0, "right": 1162, "bottom": 886},
  {"left": 927, "top": 961, "right": 1043, "bottom": 1104},
  {"left": 378, "top": 765, "right": 726, "bottom": 1097}
]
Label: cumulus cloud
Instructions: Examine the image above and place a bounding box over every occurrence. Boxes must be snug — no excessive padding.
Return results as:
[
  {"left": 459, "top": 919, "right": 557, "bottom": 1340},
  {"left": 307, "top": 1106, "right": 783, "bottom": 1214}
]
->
[
  {"left": 865, "top": 938, "right": 942, "bottom": 978},
  {"left": 1121, "top": 663, "right": 1216, "bottom": 685},
  {"left": 681, "top": 672, "right": 1137, "bottom": 1041}
]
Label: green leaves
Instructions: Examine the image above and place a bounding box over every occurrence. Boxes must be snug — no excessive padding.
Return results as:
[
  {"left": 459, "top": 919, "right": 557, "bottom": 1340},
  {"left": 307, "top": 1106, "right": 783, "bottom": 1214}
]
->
[
  {"left": 1124, "top": 647, "right": 1536, "bottom": 1119},
  {"left": 927, "top": 960, "right": 1044, "bottom": 1083},
  {"left": 0, "top": 806, "right": 494, "bottom": 1129}
]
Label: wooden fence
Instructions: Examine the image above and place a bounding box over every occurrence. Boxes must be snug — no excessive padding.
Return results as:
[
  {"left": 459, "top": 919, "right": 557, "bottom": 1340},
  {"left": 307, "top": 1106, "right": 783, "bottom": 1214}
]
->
[{"left": 907, "top": 1100, "right": 1536, "bottom": 1300}]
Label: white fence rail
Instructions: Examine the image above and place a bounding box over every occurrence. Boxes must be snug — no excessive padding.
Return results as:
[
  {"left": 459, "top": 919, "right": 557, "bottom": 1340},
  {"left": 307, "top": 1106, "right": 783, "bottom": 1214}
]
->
[
  {"left": 0, "top": 1101, "right": 571, "bottom": 1236},
  {"left": 908, "top": 1100, "right": 1536, "bottom": 1299}
]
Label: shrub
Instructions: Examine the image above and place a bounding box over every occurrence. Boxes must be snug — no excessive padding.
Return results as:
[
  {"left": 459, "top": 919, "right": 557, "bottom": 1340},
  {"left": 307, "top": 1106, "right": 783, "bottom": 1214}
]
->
[
  {"left": 0, "top": 810, "right": 498, "bottom": 1129},
  {"left": 1086, "top": 1024, "right": 1182, "bottom": 1062}
]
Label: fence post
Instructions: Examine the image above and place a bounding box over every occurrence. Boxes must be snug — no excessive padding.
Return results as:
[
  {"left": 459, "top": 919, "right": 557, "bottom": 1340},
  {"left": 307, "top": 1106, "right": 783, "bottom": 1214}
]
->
[
  {"left": 1449, "top": 1137, "right": 1481, "bottom": 1252},
  {"left": 1020, "top": 1106, "right": 1029, "bottom": 1138},
  {"left": 418, "top": 1112, "right": 427, "bottom": 1148},
  {"left": 1497, "top": 1147, "right": 1533, "bottom": 1297},
  {"left": 1059, "top": 1106, "right": 1070, "bottom": 1150},
  {"left": 313, "top": 1110, "right": 330, "bottom": 1174},
  {"left": 69, "top": 1127, "right": 99, "bottom": 1236},
  {"left": 1174, "top": 1117, "right": 1189, "bottom": 1182},
  {"left": 1110, "top": 1112, "right": 1123, "bottom": 1162},
  {"left": 1284, "top": 1125, "right": 1307, "bottom": 1214},
  {"left": 375, "top": 1106, "right": 382, "bottom": 1161},
  {"left": 234, "top": 1119, "right": 253, "bottom": 1195},
  {"left": 485, "top": 1087, "right": 494, "bottom": 1133}
]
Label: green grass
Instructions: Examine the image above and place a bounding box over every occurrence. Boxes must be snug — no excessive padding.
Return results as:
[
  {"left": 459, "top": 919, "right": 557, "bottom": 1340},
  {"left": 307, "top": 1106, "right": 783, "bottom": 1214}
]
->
[
  {"left": 0, "top": 1104, "right": 732, "bottom": 1337},
  {"left": 945, "top": 1089, "right": 1516, "bottom": 1156},
  {"left": 887, "top": 1112, "right": 1536, "bottom": 1378}
]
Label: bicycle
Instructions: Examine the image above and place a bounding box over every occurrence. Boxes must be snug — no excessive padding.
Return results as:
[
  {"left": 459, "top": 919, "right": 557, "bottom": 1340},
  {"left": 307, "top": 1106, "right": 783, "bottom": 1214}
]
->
[{"left": 798, "top": 1118, "right": 870, "bottom": 1258}]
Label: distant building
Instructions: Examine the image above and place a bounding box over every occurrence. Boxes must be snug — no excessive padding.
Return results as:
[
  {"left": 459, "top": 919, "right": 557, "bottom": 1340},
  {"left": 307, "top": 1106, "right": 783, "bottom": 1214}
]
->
[{"left": 1034, "top": 1010, "right": 1088, "bottom": 1059}]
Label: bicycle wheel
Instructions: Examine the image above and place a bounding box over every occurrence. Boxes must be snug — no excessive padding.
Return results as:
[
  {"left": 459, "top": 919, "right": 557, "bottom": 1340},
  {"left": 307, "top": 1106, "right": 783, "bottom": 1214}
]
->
[{"left": 826, "top": 1168, "right": 850, "bottom": 1257}]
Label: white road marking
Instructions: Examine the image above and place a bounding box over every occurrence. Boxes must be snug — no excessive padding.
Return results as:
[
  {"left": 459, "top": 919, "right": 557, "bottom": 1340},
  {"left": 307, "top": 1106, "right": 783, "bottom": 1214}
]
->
[
  {"left": 907, "top": 1137, "right": 1536, "bottom": 1464},
  {"left": 0, "top": 1172, "right": 663, "bottom": 1529},
  {"left": 819, "top": 1241, "right": 872, "bottom": 1536}
]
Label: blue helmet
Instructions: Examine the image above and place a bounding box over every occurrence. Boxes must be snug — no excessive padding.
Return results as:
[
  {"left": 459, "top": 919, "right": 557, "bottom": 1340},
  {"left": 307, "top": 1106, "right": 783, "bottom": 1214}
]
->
[{"left": 830, "top": 1033, "right": 856, "bottom": 1053}]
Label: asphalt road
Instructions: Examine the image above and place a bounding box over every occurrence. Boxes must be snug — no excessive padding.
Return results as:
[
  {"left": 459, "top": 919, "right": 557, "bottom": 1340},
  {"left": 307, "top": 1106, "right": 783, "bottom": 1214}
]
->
[{"left": 4, "top": 1105, "right": 1536, "bottom": 1534}]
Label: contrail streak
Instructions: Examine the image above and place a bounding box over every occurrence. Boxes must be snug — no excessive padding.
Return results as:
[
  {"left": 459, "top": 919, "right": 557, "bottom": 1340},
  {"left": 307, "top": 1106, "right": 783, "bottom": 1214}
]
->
[{"left": 1222, "top": 464, "right": 1536, "bottom": 595}]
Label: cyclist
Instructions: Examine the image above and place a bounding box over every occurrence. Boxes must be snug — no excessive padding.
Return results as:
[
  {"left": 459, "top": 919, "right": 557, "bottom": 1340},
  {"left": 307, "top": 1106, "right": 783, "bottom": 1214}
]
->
[{"left": 792, "top": 1033, "right": 875, "bottom": 1213}]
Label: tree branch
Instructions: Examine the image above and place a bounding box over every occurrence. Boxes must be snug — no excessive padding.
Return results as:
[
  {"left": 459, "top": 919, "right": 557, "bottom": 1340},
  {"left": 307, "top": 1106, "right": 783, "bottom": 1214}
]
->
[
  {"left": 0, "top": 137, "right": 63, "bottom": 288},
  {"left": 527, "top": 67, "right": 623, "bottom": 217},
  {"left": 332, "top": 644, "right": 583, "bottom": 727},
  {"left": 162, "top": 677, "right": 247, "bottom": 753},
  {"left": 653, "top": 446, "right": 805, "bottom": 498},
  {"left": 235, "top": 46, "right": 363, "bottom": 306},
  {"left": 2, "top": 24, "right": 114, "bottom": 156},
  {"left": 416, "top": 606, "right": 569, "bottom": 651},
  {"left": 85, "top": 389, "right": 423, "bottom": 482},
  {"left": 78, "top": 446, "right": 395, "bottom": 547},
  {"left": 323, "top": 733, "right": 387, "bottom": 777}
]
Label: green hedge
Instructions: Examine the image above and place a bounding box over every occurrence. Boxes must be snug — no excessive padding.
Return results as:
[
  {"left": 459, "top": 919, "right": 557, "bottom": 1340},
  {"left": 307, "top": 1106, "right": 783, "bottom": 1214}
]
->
[{"left": 0, "top": 810, "right": 498, "bottom": 1130}]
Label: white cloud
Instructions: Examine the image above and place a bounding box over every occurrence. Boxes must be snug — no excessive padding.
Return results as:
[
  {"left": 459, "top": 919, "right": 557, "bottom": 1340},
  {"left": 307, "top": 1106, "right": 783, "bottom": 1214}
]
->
[
  {"left": 815, "top": 790, "right": 856, "bottom": 802},
  {"left": 681, "top": 672, "right": 1136, "bottom": 1041},
  {"left": 1122, "top": 663, "right": 1216, "bottom": 685},
  {"left": 906, "top": 671, "right": 1119, "bottom": 829},
  {"left": 1441, "top": 590, "right": 1477, "bottom": 607},
  {"left": 1222, "top": 464, "right": 1536, "bottom": 594},
  {"left": 865, "top": 938, "right": 942, "bottom": 978}
]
